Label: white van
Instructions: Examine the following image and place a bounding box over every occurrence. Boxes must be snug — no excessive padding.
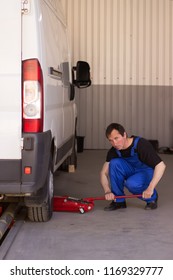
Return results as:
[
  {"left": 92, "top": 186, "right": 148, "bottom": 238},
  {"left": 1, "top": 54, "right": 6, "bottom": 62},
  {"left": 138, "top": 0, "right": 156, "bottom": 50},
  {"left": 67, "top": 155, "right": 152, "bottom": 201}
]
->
[{"left": 0, "top": 0, "right": 91, "bottom": 222}]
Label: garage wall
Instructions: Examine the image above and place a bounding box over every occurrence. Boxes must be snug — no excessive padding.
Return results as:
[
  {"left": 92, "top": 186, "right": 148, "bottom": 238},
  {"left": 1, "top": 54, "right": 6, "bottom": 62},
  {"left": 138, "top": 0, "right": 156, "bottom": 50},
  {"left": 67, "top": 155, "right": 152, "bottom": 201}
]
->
[{"left": 61, "top": 0, "right": 173, "bottom": 149}]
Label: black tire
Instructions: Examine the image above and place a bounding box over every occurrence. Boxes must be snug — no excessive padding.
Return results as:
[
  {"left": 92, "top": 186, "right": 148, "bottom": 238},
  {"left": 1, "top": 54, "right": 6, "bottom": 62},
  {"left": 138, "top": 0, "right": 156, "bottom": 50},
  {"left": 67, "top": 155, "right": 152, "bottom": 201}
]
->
[{"left": 27, "top": 169, "right": 54, "bottom": 222}]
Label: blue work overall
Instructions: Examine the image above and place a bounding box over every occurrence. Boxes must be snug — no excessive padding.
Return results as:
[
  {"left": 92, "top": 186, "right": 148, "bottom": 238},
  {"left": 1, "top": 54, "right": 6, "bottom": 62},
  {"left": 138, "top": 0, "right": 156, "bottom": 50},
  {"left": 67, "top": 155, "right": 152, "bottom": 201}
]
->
[{"left": 109, "top": 137, "right": 158, "bottom": 203}]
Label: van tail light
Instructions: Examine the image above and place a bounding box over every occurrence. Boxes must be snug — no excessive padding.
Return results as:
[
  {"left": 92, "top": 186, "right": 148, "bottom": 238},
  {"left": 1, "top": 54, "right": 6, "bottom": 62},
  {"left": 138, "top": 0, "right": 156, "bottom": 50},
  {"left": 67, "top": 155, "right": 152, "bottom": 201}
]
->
[{"left": 22, "top": 59, "right": 44, "bottom": 133}]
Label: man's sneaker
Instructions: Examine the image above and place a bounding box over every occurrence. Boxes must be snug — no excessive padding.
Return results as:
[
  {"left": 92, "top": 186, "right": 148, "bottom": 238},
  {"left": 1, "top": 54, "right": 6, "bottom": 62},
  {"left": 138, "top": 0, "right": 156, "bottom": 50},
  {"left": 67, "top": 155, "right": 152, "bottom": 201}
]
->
[
  {"left": 104, "top": 201, "right": 127, "bottom": 211},
  {"left": 144, "top": 195, "right": 158, "bottom": 210}
]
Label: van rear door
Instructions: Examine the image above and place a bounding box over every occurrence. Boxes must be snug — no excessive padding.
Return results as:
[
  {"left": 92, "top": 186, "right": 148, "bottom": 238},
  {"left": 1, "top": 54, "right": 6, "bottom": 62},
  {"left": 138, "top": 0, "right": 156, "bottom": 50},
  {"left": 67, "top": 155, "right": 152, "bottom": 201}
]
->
[{"left": 0, "top": 0, "right": 22, "bottom": 160}]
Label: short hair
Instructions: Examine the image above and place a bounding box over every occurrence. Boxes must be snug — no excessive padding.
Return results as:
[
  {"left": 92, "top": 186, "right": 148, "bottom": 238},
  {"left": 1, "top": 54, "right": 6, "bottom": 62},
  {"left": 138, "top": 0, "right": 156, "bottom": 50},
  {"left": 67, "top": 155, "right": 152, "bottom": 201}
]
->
[{"left": 105, "top": 123, "right": 126, "bottom": 138}]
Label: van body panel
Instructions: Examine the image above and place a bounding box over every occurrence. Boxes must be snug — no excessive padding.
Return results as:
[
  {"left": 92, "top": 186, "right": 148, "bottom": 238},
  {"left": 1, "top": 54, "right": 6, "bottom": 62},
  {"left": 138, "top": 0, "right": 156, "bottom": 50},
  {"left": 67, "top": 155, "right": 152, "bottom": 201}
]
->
[
  {"left": 39, "top": 0, "right": 75, "bottom": 157},
  {"left": 0, "top": 0, "right": 21, "bottom": 160},
  {"left": 0, "top": 0, "right": 76, "bottom": 197}
]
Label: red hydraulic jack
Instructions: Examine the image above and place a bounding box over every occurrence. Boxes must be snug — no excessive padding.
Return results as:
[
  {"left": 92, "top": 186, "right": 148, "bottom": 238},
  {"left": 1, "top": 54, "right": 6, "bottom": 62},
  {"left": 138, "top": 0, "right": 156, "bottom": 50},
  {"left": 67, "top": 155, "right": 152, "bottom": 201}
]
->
[{"left": 53, "top": 194, "right": 142, "bottom": 214}]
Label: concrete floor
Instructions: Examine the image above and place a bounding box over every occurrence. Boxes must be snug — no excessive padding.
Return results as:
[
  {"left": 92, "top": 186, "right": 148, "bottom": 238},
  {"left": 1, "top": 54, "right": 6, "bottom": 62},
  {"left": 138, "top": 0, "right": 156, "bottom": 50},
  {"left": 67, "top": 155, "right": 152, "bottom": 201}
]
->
[{"left": 4, "top": 150, "right": 173, "bottom": 260}]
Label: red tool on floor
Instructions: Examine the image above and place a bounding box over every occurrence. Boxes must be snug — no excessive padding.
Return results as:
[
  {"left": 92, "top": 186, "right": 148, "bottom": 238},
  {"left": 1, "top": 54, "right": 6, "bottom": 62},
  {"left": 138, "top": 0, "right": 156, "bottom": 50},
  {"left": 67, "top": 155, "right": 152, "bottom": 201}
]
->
[{"left": 53, "top": 194, "right": 142, "bottom": 214}]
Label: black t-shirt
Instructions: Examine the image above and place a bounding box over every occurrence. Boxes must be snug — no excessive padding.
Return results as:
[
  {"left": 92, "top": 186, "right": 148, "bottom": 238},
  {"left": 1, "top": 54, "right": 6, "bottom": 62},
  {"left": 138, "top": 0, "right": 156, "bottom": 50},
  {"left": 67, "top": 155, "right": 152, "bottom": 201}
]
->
[{"left": 106, "top": 136, "right": 162, "bottom": 169}]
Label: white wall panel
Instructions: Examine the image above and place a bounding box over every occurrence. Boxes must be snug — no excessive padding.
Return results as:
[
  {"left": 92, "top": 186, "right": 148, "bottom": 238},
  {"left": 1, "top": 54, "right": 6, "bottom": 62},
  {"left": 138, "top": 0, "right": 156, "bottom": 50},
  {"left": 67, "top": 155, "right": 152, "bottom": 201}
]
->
[{"left": 61, "top": 0, "right": 173, "bottom": 148}]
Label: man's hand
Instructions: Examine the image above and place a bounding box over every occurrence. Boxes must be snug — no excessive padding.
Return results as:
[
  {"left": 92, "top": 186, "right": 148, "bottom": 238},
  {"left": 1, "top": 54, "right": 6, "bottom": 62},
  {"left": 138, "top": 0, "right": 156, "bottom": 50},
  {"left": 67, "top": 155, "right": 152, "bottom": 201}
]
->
[
  {"left": 142, "top": 187, "right": 153, "bottom": 199},
  {"left": 105, "top": 191, "right": 115, "bottom": 201},
  {"left": 142, "top": 161, "right": 166, "bottom": 199}
]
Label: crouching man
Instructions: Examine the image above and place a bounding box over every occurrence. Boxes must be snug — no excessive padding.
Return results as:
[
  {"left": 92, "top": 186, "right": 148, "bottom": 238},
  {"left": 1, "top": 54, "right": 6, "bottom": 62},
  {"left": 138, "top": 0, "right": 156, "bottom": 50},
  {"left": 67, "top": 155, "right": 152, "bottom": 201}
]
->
[{"left": 100, "top": 123, "right": 166, "bottom": 211}]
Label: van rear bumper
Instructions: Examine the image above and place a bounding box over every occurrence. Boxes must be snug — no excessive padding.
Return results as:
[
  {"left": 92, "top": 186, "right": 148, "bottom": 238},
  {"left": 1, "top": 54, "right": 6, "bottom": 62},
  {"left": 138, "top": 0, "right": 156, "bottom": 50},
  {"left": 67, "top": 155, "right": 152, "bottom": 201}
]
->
[
  {"left": 0, "top": 131, "right": 52, "bottom": 195},
  {"left": 0, "top": 160, "right": 21, "bottom": 182}
]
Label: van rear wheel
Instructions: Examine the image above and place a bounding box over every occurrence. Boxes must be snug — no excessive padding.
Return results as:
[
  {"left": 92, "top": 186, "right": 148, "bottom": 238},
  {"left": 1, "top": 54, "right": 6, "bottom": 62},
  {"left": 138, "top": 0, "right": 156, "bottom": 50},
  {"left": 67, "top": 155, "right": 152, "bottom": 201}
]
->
[{"left": 27, "top": 169, "right": 54, "bottom": 222}]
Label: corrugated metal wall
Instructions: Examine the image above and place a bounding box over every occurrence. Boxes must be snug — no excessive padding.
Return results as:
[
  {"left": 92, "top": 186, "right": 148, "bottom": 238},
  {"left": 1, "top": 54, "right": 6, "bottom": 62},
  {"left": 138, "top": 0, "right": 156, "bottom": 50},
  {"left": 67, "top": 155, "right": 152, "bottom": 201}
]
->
[{"left": 61, "top": 0, "right": 173, "bottom": 149}]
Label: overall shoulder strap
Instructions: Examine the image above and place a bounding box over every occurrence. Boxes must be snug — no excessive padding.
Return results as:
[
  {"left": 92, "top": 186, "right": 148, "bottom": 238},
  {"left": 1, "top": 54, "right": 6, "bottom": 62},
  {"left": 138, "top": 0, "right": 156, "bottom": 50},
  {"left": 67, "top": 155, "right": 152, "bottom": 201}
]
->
[
  {"left": 115, "top": 149, "right": 121, "bottom": 157},
  {"left": 131, "top": 136, "right": 140, "bottom": 156}
]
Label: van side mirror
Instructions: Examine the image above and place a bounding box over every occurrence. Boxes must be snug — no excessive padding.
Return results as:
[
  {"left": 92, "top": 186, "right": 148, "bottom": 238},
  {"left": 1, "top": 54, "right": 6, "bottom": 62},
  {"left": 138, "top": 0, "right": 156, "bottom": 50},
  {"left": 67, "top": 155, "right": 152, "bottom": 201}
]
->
[{"left": 72, "top": 61, "right": 91, "bottom": 88}]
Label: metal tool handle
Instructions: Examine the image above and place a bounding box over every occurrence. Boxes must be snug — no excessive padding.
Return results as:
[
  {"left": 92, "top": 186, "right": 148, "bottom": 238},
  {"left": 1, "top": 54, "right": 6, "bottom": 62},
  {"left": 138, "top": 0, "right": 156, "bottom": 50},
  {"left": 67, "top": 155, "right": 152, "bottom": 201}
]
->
[{"left": 84, "top": 194, "right": 142, "bottom": 202}]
